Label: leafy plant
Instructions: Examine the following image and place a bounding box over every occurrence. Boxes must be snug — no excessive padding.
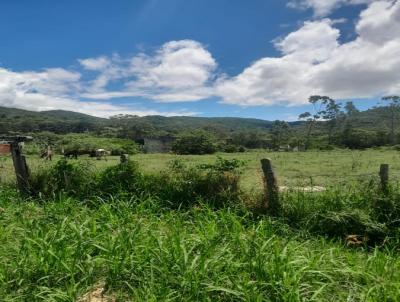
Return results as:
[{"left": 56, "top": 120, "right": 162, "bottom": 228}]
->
[{"left": 172, "top": 130, "right": 217, "bottom": 155}]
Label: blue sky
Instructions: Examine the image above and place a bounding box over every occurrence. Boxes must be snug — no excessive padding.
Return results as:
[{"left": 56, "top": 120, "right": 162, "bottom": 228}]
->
[{"left": 0, "top": 0, "right": 399, "bottom": 119}]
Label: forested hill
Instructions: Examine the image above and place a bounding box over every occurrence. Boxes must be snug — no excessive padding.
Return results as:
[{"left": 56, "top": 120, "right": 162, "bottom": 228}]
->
[
  {"left": 0, "top": 104, "right": 397, "bottom": 136},
  {"left": 0, "top": 107, "right": 106, "bottom": 133},
  {"left": 0, "top": 106, "right": 280, "bottom": 135},
  {"left": 345, "top": 106, "right": 399, "bottom": 130}
]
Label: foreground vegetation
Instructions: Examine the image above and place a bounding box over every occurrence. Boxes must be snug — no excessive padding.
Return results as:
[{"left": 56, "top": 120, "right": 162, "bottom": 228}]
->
[
  {"left": 2, "top": 149, "right": 400, "bottom": 190},
  {"left": 1, "top": 186, "right": 400, "bottom": 301},
  {"left": 0, "top": 150, "right": 400, "bottom": 301},
  {"left": 1, "top": 149, "right": 400, "bottom": 300}
]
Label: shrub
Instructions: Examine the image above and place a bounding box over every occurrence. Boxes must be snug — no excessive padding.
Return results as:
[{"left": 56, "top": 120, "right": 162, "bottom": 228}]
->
[
  {"left": 172, "top": 130, "right": 217, "bottom": 155},
  {"left": 59, "top": 134, "right": 139, "bottom": 155},
  {"left": 197, "top": 157, "right": 245, "bottom": 172},
  {"left": 391, "top": 144, "right": 400, "bottom": 151},
  {"left": 223, "top": 144, "right": 238, "bottom": 153},
  {"left": 96, "top": 160, "right": 143, "bottom": 196},
  {"left": 146, "top": 158, "right": 244, "bottom": 208},
  {"left": 238, "top": 146, "right": 246, "bottom": 153},
  {"left": 30, "top": 159, "right": 95, "bottom": 198}
]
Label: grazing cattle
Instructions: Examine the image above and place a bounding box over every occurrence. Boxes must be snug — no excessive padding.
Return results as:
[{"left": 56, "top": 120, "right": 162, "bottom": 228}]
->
[
  {"left": 63, "top": 149, "right": 109, "bottom": 160},
  {"left": 134, "top": 138, "right": 145, "bottom": 146},
  {"left": 95, "top": 149, "right": 110, "bottom": 160},
  {"left": 64, "top": 150, "right": 79, "bottom": 159},
  {"left": 134, "top": 138, "right": 145, "bottom": 151}
]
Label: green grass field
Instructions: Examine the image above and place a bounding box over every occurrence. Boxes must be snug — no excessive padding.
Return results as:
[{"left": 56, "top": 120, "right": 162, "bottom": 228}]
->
[
  {"left": 2, "top": 149, "right": 400, "bottom": 301},
  {"left": 2, "top": 149, "right": 400, "bottom": 190}
]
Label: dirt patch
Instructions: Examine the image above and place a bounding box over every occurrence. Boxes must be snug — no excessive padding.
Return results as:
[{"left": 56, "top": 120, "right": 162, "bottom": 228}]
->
[
  {"left": 279, "top": 186, "right": 326, "bottom": 193},
  {"left": 77, "top": 282, "right": 115, "bottom": 302}
]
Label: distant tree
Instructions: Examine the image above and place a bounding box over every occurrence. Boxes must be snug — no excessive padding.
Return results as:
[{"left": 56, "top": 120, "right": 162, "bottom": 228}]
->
[
  {"left": 172, "top": 130, "right": 217, "bottom": 155},
  {"left": 299, "top": 95, "right": 334, "bottom": 150},
  {"left": 270, "top": 120, "right": 291, "bottom": 150},
  {"left": 231, "top": 130, "right": 269, "bottom": 149},
  {"left": 382, "top": 95, "right": 400, "bottom": 145},
  {"left": 324, "top": 98, "right": 342, "bottom": 144},
  {"left": 344, "top": 101, "right": 359, "bottom": 116},
  {"left": 111, "top": 116, "right": 156, "bottom": 139}
]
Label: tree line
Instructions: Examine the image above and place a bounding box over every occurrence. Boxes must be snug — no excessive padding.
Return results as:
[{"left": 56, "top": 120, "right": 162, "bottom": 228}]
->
[{"left": 1, "top": 95, "right": 400, "bottom": 154}]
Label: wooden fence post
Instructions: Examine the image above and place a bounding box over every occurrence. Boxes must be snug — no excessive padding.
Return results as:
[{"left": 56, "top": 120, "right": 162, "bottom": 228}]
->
[
  {"left": 260, "top": 158, "right": 280, "bottom": 214},
  {"left": 379, "top": 164, "right": 389, "bottom": 193},
  {"left": 120, "top": 154, "right": 129, "bottom": 163},
  {"left": 10, "top": 141, "right": 30, "bottom": 195}
]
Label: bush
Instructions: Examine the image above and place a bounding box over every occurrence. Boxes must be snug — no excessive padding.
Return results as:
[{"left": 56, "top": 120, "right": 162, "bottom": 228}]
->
[
  {"left": 223, "top": 144, "right": 238, "bottom": 153},
  {"left": 28, "top": 156, "right": 244, "bottom": 209},
  {"left": 172, "top": 130, "right": 217, "bottom": 155},
  {"left": 59, "top": 134, "right": 139, "bottom": 155},
  {"left": 144, "top": 158, "right": 243, "bottom": 208},
  {"left": 30, "top": 159, "right": 95, "bottom": 198},
  {"left": 238, "top": 146, "right": 246, "bottom": 153},
  {"left": 391, "top": 144, "right": 400, "bottom": 151},
  {"left": 96, "top": 161, "right": 143, "bottom": 196}
]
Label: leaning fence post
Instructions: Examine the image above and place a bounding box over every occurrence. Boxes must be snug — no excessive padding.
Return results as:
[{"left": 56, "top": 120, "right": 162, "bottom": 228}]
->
[
  {"left": 379, "top": 164, "right": 389, "bottom": 193},
  {"left": 10, "top": 141, "right": 30, "bottom": 195},
  {"left": 260, "top": 158, "right": 280, "bottom": 214}
]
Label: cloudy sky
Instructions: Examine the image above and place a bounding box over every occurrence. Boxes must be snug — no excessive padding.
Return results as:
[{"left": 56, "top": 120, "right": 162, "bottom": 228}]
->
[{"left": 0, "top": 0, "right": 399, "bottom": 119}]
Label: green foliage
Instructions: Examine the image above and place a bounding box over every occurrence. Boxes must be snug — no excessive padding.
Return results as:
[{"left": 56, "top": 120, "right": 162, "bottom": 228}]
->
[
  {"left": 197, "top": 156, "right": 245, "bottom": 172},
  {"left": 222, "top": 144, "right": 240, "bottom": 153},
  {"left": 30, "top": 159, "right": 95, "bottom": 197},
  {"left": 60, "top": 134, "right": 138, "bottom": 155},
  {"left": 3, "top": 148, "right": 400, "bottom": 299},
  {"left": 28, "top": 157, "right": 243, "bottom": 208},
  {"left": 1, "top": 189, "right": 400, "bottom": 300},
  {"left": 230, "top": 130, "right": 270, "bottom": 149},
  {"left": 144, "top": 158, "right": 242, "bottom": 208},
  {"left": 270, "top": 120, "right": 291, "bottom": 150},
  {"left": 172, "top": 130, "right": 217, "bottom": 155},
  {"left": 96, "top": 161, "right": 143, "bottom": 196},
  {"left": 4, "top": 102, "right": 400, "bottom": 151},
  {"left": 341, "top": 127, "right": 390, "bottom": 149}
]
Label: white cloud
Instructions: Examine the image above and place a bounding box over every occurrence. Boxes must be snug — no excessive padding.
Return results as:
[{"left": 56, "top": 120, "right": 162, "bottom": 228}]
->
[
  {"left": 130, "top": 40, "right": 216, "bottom": 90},
  {"left": 274, "top": 19, "right": 340, "bottom": 62},
  {"left": 356, "top": 0, "right": 400, "bottom": 44},
  {"left": 0, "top": 67, "right": 196, "bottom": 117},
  {"left": 216, "top": 0, "right": 400, "bottom": 106},
  {"left": 79, "top": 56, "right": 111, "bottom": 71},
  {"left": 2, "top": 1, "right": 400, "bottom": 115},
  {"left": 81, "top": 40, "right": 217, "bottom": 102},
  {"left": 215, "top": 57, "right": 313, "bottom": 106},
  {"left": 287, "top": 0, "right": 373, "bottom": 17},
  {"left": 0, "top": 40, "right": 213, "bottom": 116},
  {"left": 216, "top": 19, "right": 339, "bottom": 106}
]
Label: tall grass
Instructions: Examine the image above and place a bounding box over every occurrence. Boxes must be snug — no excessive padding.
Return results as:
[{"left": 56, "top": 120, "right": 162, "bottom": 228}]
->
[
  {"left": 29, "top": 157, "right": 243, "bottom": 209},
  {"left": 22, "top": 157, "right": 400, "bottom": 244},
  {"left": 1, "top": 190, "right": 400, "bottom": 301},
  {"left": 279, "top": 183, "right": 400, "bottom": 246},
  {"left": 2, "top": 156, "right": 400, "bottom": 300}
]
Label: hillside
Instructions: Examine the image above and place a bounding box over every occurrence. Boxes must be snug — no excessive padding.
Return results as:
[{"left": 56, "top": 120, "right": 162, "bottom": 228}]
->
[
  {"left": 0, "top": 106, "right": 280, "bottom": 135},
  {"left": 0, "top": 104, "right": 397, "bottom": 137},
  {"left": 347, "top": 106, "right": 398, "bottom": 130},
  {"left": 0, "top": 107, "right": 106, "bottom": 134}
]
